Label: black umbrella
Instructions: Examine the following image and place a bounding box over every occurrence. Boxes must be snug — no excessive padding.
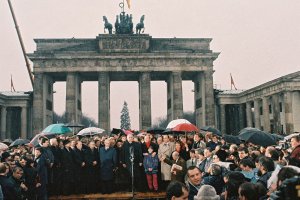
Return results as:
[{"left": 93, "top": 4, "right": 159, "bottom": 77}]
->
[
  {"left": 161, "top": 129, "right": 185, "bottom": 135},
  {"left": 223, "top": 134, "right": 241, "bottom": 144},
  {"left": 9, "top": 139, "right": 30, "bottom": 147},
  {"left": 270, "top": 134, "right": 284, "bottom": 142},
  {"left": 111, "top": 128, "right": 125, "bottom": 136},
  {"left": 238, "top": 127, "right": 276, "bottom": 147},
  {"left": 146, "top": 127, "right": 165, "bottom": 135},
  {"left": 200, "top": 126, "right": 222, "bottom": 137}
]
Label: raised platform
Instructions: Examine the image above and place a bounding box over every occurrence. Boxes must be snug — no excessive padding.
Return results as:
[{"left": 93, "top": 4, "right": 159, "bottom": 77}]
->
[{"left": 49, "top": 192, "right": 166, "bottom": 200}]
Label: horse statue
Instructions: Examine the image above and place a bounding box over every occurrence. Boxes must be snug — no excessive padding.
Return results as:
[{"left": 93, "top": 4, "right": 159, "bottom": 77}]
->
[
  {"left": 136, "top": 15, "right": 145, "bottom": 34},
  {"left": 103, "top": 16, "right": 112, "bottom": 34}
]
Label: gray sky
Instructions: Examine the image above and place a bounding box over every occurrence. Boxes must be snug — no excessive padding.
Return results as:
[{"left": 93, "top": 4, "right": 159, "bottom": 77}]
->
[{"left": 1, "top": 0, "right": 299, "bottom": 129}]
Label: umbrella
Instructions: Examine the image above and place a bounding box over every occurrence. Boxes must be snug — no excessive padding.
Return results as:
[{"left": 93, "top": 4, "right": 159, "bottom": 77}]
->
[
  {"left": 42, "top": 123, "right": 72, "bottom": 135},
  {"left": 29, "top": 133, "right": 56, "bottom": 147},
  {"left": 238, "top": 127, "right": 276, "bottom": 147},
  {"left": 172, "top": 123, "right": 199, "bottom": 132},
  {"left": 166, "top": 119, "right": 191, "bottom": 129},
  {"left": 124, "top": 130, "right": 133, "bottom": 135},
  {"left": 271, "top": 134, "right": 284, "bottom": 142},
  {"left": 111, "top": 128, "right": 125, "bottom": 135},
  {"left": 200, "top": 126, "right": 222, "bottom": 137},
  {"left": 2, "top": 139, "right": 13, "bottom": 145},
  {"left": 146, "top": 127, "right": 165, "bottom": 135},
  {"left": 9, "top": 139, "right": 30, "bottom": 147},
  {"left": 77, "top": 127, "right": 106, "bottom": 136},
  {"left": 284, "top": 133, "right": 300, "bottom": 141},
  {"left": 222, "top": 134, "right": 241, "bottom": 144},
  {"left": 0, "top": 142, "right": 9, "bottom": 151}
]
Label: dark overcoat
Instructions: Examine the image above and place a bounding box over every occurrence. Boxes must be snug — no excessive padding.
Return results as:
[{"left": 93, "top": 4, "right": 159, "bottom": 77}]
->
[{"left": 99, "top": 147, "right": 117, "bottom": 181}]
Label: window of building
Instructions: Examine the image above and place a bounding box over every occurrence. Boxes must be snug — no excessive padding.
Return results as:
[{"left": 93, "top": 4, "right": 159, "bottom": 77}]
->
[{"left": 269, "top": 104, "right": 272, "bottom": 114}]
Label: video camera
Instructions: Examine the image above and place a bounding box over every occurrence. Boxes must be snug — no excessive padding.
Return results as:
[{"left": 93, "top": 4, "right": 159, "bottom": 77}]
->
[{"left": 269, "top": 176, "right": 300, "bottom": 200}]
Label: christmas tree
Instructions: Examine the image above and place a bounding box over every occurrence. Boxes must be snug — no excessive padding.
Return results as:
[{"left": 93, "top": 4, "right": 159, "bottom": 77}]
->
[{"left": 120, "top": 101, "right": 131, "bottom": 129}]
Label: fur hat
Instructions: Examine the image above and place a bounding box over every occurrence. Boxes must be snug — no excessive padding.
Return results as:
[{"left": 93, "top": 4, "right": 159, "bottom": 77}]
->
[{"left": 194, "top": 185, "right": 220, "bottom": 200}]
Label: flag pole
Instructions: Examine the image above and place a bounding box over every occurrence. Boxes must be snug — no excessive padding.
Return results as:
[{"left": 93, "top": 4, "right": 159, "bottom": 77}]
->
[{"left": 7, "top": 0, "right": 34, "bottom": 88}]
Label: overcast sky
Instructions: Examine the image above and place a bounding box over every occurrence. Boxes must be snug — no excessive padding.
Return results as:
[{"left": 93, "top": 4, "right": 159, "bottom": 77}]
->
[{"left": 1, "top": 0, "right": 299, "bottom": 129}]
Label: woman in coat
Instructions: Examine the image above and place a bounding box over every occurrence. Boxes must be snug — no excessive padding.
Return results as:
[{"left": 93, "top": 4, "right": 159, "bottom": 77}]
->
[{"left": 99, "top": 139, "right": 117, "bottom": 194}]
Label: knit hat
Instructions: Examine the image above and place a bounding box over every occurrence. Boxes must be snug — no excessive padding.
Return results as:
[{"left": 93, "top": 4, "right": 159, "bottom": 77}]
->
[{"left": 194, "top": 185, "right": 220, "bottom": 200}]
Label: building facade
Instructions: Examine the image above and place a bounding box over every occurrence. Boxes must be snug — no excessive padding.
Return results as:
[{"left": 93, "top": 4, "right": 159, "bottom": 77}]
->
[
  {"left": 0, "top": 91, "right": 32, "bottom": 140},
  {"left": 216, "top": 71, "right": 300, "bottom": 135}
]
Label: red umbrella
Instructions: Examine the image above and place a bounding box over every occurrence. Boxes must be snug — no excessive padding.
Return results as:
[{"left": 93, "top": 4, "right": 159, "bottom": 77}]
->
[{"left": 172, "top": 123, "right": 199, "bottom": 132}]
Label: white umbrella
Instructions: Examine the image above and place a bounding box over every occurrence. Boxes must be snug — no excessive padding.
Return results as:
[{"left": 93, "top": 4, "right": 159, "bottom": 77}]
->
[
  {"left": 77, "top": 127, "right": 105, "bottom": 136},
  {"left": 284, "top": 133, "right": 300, "bottom": 141},
  {"left": 0, "top": 142, "right": 8, "bottom": 151},
  {"left": 166, "top": 119, "right": 191, "bottom": 129}
]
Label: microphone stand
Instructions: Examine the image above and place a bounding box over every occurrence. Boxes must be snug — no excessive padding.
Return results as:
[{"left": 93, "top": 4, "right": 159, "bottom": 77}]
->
[{"left": 129, "top": 146, "right": 135, "bottom": 199}]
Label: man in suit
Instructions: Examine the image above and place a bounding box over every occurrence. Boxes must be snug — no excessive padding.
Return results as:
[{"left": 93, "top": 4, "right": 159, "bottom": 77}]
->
[
  {"left": 120, "top": 134, "right": 143, "bottom": 191},
  {"left": 34, "top": 147, "right": 48, "bottom": 199},
  {"left": 141, "top": 134, "right": 159, "bottom": 156},
  {"left": 162, "top": 151, "right": 186, "bottom": 183},
  {"left": 186, "top": 149, "right": 198, "bottom": 169},
  {"left": 198, "top": 147, "right": 213, "bottom": 173}
]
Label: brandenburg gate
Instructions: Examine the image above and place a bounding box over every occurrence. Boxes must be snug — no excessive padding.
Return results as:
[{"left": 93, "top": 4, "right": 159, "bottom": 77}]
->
[{"left": 28, "top": 14, "right": 219, "bottom": 135}]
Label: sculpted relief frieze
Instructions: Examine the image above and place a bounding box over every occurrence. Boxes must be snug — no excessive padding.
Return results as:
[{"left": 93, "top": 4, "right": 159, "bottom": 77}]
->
[
  {"left": 100, "top": 38, "right": 147, "bottom": 50},
  {"left": 36, "top": 57, "right": 210, "bottom": 69}
]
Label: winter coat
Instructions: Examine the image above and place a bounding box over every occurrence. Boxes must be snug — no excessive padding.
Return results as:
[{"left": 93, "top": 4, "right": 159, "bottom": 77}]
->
[
  {"left": 99, "top": 147, "right": 117, "bottom": 181},
  {"left": 158, "top": 142, "right": 175, "bottom": 181},
  {"left": 34, "top": 154, "right": 48, "bottom": 185},
  {"left": 120, "top": 141, "right": 143, "bottom": 175},
  {"left": 143, "top": 153, "right": 159, "bottom": 174},
  {"left": 202, "top": 174, "right": 224, "bottom": 194},
  {"left": 164, "top": 157, "right": 187, "bottom": 183}
]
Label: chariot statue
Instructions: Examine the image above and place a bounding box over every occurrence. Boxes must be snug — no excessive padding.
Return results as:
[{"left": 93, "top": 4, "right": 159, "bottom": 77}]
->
[{"left": 102, "top": 0, "right": 145, "bottom": 35}]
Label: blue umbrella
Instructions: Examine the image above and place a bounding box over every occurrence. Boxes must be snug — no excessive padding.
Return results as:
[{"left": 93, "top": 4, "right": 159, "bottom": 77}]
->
[{"left": 42, "top": 123, "right": 72, "bottom": 135}]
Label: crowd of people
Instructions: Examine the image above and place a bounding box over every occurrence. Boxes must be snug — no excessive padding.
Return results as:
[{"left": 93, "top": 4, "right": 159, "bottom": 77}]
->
[{"left": 0, "top": 130, "right": 299, "bottom": 200}]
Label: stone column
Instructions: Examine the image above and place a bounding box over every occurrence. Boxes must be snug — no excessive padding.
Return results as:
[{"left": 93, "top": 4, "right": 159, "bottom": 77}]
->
[
  {"left": 254, "top": 99, "right": 261, "bottom": 129},
  {"left": 284, "top": 91, "right": 294, "bottom": 134},
  {"left": 32, "top": 73, "right": 44, "bottom": 135},
  {"left": 139, "top": 72, "right": 151, "bottom": 130},
  {"left": 194, "top": 72, "right": 205, "bottom": 128},
  {"left": 167, "top": 72, "right": 183, "bottom": 122},
  {"left": 1, "top": 106, "right": 7, "bottom": 140},
  {"left": 238, "top": 104, "right": 246, "bottom": 131},
  {"left": 262, "top": 97, "right": 271, "bottom": 132},
  {"left": 66, "top": 73, "right": 82, "bottom": 124},
  {"left": 98, "top": 72, "right": 110, "bottom": 131},
  {"left": 272, "top": 94, "right": 281, "bottom": 133},
  {"left": 6, "top": 108, "right": 12, "bottom": 139},
  {"left": 220, "top": 104, "right": 226, "bottom": 134},
  {"left": 246, "top": 101, "right": 253, "bottom": 127},
  {"left": 21, "top": 106, "right": 27, "bottom": 139},
  {"left": 204, "top": 70, "right": 215, "bottom": 127}
]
